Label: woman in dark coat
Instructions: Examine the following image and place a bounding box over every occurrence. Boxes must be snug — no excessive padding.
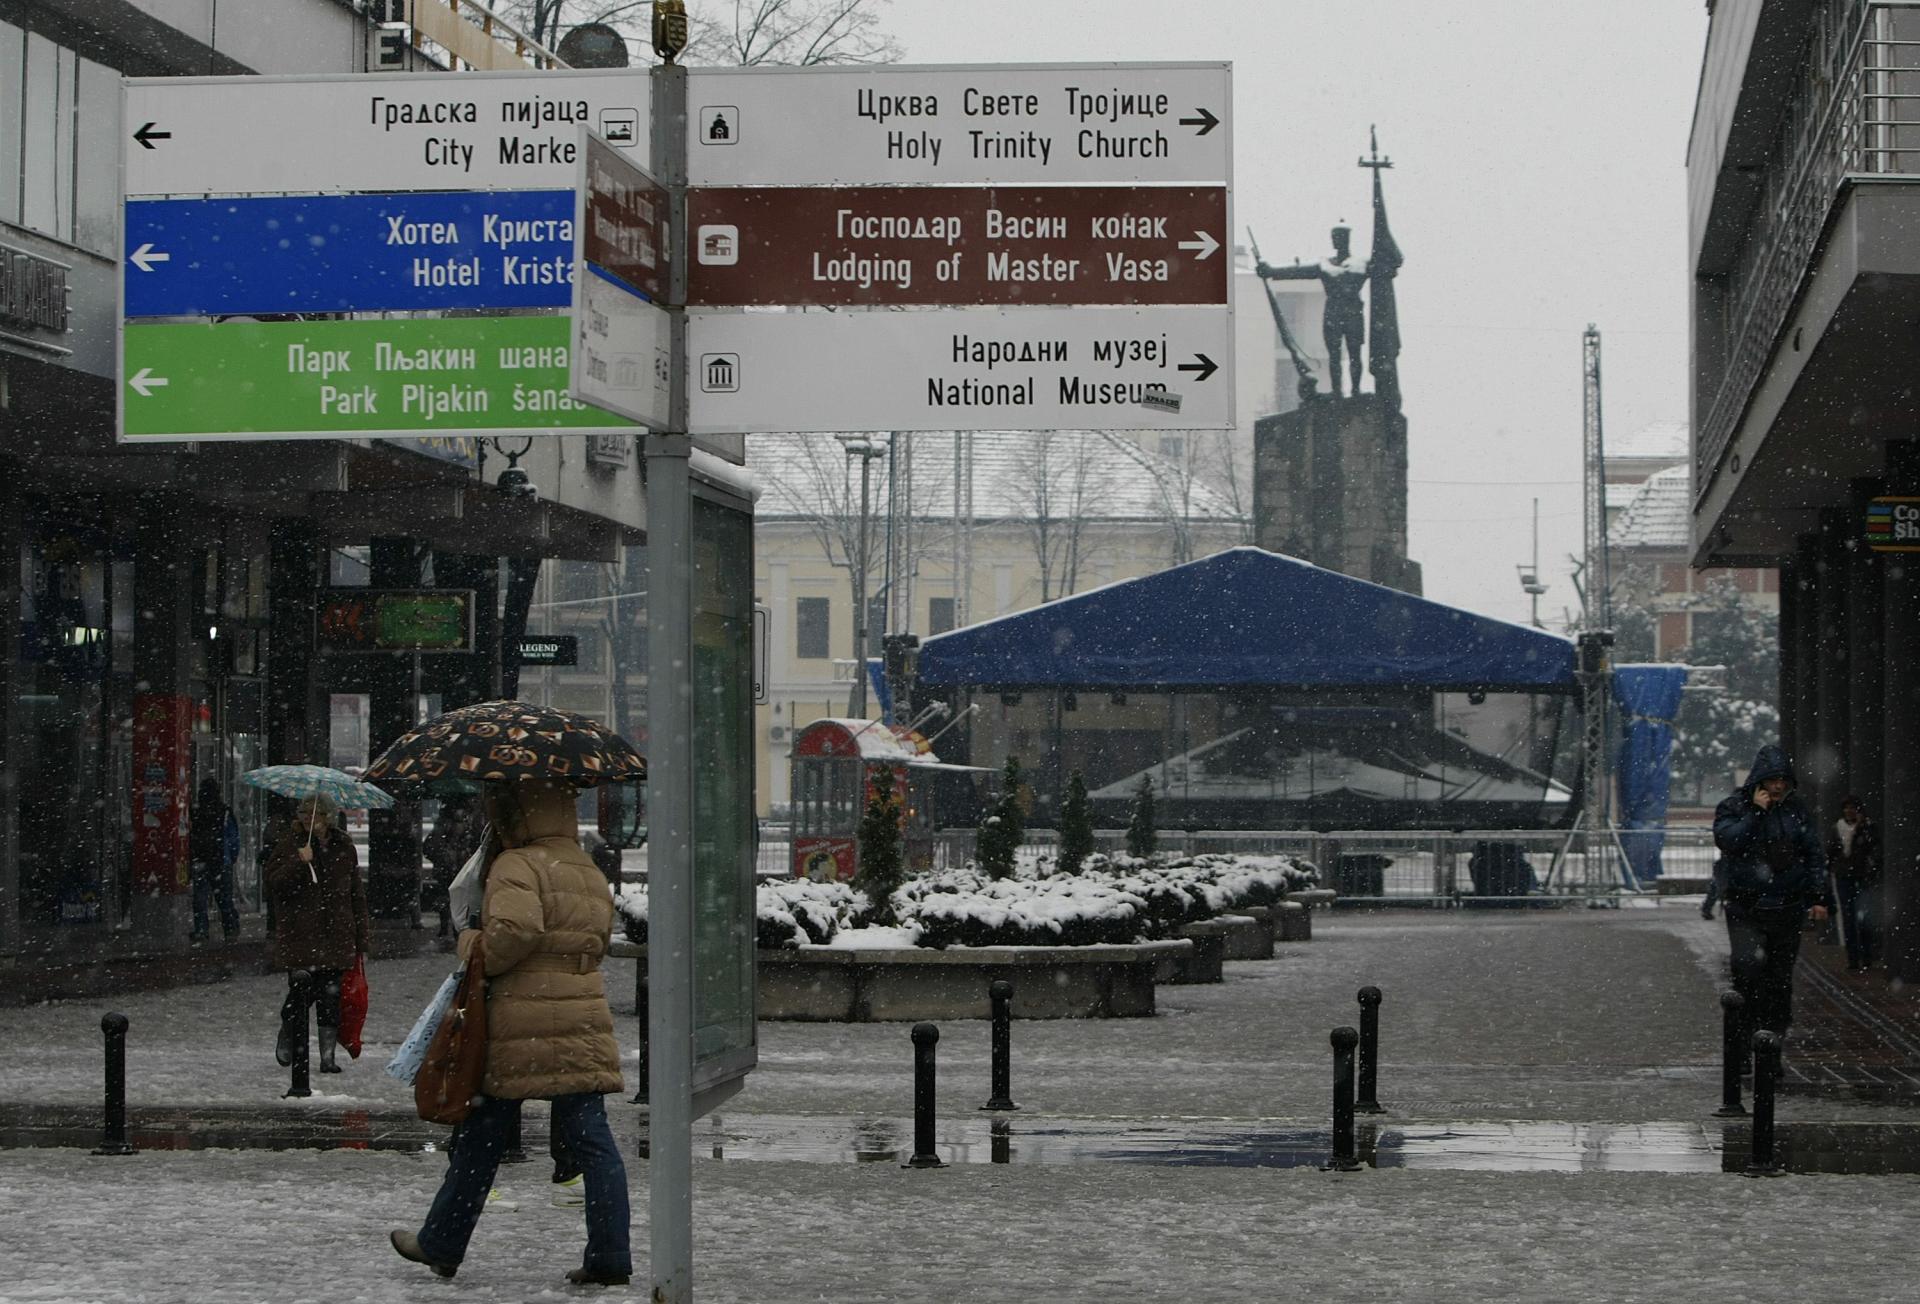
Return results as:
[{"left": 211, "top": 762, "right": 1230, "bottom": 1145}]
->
[{"left": 263, "top": 796, "right": 369, "bottom": 1073}]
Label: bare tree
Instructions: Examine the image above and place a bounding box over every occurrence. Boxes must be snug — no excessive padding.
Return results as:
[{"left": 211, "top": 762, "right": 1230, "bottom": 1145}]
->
[
  {"left": 689, "top": 0, "right": 901, "bottom": 65},
  {"left": 490, "top": 0, "right": 899, "bottom": 65},
  {"left": 996, "top": 432, "right": 1113, "bottom": 602}
]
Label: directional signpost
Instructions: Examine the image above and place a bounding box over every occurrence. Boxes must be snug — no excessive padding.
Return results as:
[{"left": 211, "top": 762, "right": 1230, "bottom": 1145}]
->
[
  {"left": 685, "top": 306, "right": 1229, "bottom": 433},
  {"left": 118, "top": 68, "right": 649, "bottom": 444},
  {"left": 684, "top": 63, "right": 1228, "bottom": 185},
  {"left": 660, "top": 60, "right": 1234, "bottom": 437},
  {"left": 686, "top": 184, "right": 1226, "bottom": 307},
  {"left": 123, "top": 68, "right": 647, "bottom": 195},
  {"left": 124, "top": 189, "right": 580, "bottom": 316}
]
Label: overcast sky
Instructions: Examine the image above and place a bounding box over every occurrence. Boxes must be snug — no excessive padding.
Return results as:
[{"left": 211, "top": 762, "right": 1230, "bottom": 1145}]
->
[{"left": 877, "top": 0, "right": 1709, "bottom": 627}]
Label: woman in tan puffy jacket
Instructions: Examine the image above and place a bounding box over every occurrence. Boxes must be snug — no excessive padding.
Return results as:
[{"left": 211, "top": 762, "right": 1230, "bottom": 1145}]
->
[{"left": 391, "top": 780, "right": 631, "bottom": 1287}]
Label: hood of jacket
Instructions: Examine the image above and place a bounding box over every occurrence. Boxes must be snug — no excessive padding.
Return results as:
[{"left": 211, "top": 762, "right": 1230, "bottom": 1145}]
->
[
  {"left": 489, "top": 780, "right": 578, "bottom": 848},
  {"left": 1742, "top": 745, "right": 1797, "bottom": 793}
]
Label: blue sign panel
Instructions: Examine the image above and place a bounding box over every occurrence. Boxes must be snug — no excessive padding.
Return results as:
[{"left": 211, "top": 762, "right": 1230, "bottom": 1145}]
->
[{"left": 124, "top": 190, "right": 581, "bottom": 316}]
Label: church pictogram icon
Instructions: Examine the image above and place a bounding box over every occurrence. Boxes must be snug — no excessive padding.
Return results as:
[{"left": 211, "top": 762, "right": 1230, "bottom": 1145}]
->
[{"left": 701, "top": 106, "right": 739, "bottom": 145}]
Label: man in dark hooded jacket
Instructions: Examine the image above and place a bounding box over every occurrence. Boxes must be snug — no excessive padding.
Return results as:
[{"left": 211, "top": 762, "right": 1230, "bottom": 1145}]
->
[{"left": 1713, "top": 745, "right": 1827, "bottom": 1044}]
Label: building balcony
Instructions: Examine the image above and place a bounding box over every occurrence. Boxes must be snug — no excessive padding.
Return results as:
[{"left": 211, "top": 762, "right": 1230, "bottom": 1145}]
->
[{"left": 1693, "top": 0, "right": 1920, "bottom": 558}]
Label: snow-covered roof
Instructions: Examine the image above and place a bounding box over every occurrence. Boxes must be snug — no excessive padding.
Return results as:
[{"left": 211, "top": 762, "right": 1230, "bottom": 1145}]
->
[
  {"left": 747, "top": 430, "right": 1244, "bottom": 524},
  {"left": 1607, "top": 419, "right": 1690, "bottom": 463},
  {"left": 1608, "top": 464, "right": 1692, "bottom": 550},
  {"left": 1604, "top": 482, "right": 1640, "bottom": 510}
]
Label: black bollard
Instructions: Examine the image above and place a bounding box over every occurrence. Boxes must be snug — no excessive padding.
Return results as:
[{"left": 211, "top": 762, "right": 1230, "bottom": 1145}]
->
[
  {"left": 1745, "top": 1030, "right": 1783, "bottom": 1176},
  {"left": 285, "top": 970, "right": 312, "bottom": 1099},
  {"left": 906, "top": 1022, "right": 945, "bottom": 1169},
  {"left": 981, "top": 979, "right": 1018, "bottom": 1112},
  {"left": 93, "top": 1013, "right": 136, "bottom": 1157},
  {"left": 1325, "top": 1025, "right": 1363, "bottom": 1172},
  {"left": 1713, "top": 990, "right": 1747, "bottom": 1118},
  {"left": 1356, "top": 986, "right": 1385, "bottom": 1114}
]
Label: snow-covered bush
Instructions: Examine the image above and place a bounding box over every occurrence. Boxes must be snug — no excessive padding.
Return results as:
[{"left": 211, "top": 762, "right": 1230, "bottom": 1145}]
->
[
  {"left": 756, "top": 879, "right": 861, "bottom": 950},
  {"left": 891, "top": 867, "right": 1150, "bottom": 948},
  {"left": 616, "top": 852, "right": 1317, "bottom": 951}
]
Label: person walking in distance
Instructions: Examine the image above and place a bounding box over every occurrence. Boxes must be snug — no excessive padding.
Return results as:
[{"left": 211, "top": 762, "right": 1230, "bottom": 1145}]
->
[
  {"left": 390, "top": 779, "right": 631, "bottom": 1286},
  {"left": 188, "top": 778, "right": 241, "bottom": 945},
  {"left": 264, "top": 796, "right": 369, "bottom": 1074},
  {"left": 1826, "top": 795, "right": 1881, "bottom": 973},
  {"left": 1713, "top": 746, "right": 1828, "bottom": 1050}
]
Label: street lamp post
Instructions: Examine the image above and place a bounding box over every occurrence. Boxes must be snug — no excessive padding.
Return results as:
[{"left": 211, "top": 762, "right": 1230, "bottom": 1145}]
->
[{"left": 838, "top": 436, "right": 887, "bottom": 718}]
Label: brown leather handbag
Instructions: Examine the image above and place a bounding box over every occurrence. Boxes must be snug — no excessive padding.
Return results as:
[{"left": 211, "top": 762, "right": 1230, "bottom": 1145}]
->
[{"left": 414, "top": 943, "right": 488, "bottom": 1125}]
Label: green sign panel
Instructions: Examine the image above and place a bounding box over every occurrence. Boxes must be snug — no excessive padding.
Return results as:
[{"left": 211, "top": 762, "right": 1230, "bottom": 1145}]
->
[
  {"left": 317, "top": 589, "right": 474, "bottom": 654},
  {"left": 122, "top": 316, "right": 636, "bottom": 441}
]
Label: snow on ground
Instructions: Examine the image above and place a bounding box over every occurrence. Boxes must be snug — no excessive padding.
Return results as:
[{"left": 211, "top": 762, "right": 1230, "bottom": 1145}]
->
[{"left": 1, "top": 1147, "right": 1916, "bottom": 1303}]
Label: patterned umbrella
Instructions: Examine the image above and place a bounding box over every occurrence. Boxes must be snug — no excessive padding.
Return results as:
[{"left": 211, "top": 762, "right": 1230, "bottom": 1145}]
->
[
  {"left": 241, "top": 764, "right": 395, "bottom": 810},
  {"left": 364, "top": 699, "right": 646, "bottom": 789}
]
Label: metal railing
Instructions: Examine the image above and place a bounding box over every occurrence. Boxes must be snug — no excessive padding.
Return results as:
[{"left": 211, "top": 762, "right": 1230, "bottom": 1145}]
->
[
  {"left": 918, "top": 825, "right": 1721, "bottom": 903},
  {"left": 1698, "top": 0, "right": 1920, "bottom": 486}
]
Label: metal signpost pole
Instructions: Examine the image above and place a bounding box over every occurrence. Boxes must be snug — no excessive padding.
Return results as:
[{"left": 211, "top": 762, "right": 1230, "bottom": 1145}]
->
[{"left": 646, "top": 58, "right": 696, "bottom": 1304}]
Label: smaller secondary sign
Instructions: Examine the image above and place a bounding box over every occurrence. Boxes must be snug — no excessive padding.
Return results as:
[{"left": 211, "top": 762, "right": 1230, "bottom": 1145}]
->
[
  {"left": 515, "top": 634, "right": 579, "bottom": 667},
  {"left": 685, "top": 304, "right": 1231, "bottom": 434},
  {"left": 317, "top": 589, "right": 474, "bottom": 654},
  {"left": 687, "top": 63, "right": 1230, "bottom": 186},
  {"left": 571, "top": 131, "right": 672, "bottom": 430},
  {"left": 121, "top": 315, "right": 634, "bottom": 441},
  {"left": 686, "top": 184, "right": 1226, "bottom": 307},
  {"left": 1866, "top": 496, "right": 1920, "bottom": 551},
  {"left": 123, "top": 190, "right": 578, "bottom": 316}
]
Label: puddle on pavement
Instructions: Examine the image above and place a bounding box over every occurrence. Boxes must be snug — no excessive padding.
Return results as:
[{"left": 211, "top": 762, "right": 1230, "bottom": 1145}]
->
[
  {"left": 10, "top": 1107, "right": 1920, "bottom": 1176},
  {"left": 652, "top": 1114, "right": 1734, "bottom": 1173}
]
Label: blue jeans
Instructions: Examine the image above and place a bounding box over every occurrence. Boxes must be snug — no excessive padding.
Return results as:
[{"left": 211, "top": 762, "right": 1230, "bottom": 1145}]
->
[
  {"left": 417, "top": 1093, "right": 630, "bottom": 1274},
  {"left": 190, "top": 859, "right": 239, "bottom": 939}
]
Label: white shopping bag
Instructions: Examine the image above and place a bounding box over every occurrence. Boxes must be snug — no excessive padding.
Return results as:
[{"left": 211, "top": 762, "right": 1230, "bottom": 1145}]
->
[
  {"left": 445, "top": 828, "right": 491, "bottom": 933},
  {"left": 384, "top": 971, "right": 460, "bottom": 1085}
]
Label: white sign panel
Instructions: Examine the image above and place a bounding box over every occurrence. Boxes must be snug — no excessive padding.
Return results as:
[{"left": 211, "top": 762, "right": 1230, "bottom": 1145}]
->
[
  {"left": 123, "top": 68, "right": 648, "bottom": 196},
  {"left": 687, "top": 62, "right": 1229, "bottom": 186},
  {"left": 572, "top": 268, "right": 671, "bottom": 428},
  {"left": 685, "top": 306, "right": 1233, "bottom": 434}
]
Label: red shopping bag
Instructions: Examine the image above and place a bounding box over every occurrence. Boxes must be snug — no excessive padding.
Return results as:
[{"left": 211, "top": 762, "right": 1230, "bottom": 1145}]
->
[{"left": 338, "top": 956, "right": 369, "bottom": 1060}]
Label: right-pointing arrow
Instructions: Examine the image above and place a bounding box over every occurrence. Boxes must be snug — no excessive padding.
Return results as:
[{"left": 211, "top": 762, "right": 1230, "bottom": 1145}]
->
[
  {"left": 130, "top": 243, "right": 171, "bottom": 273},
  {"left": 1178, "top": 107, "right": 1220, "bottom": 136},
  {"left": 1177, "top": 354, "right": 1218, "bottom": 383},
  {"left": 1177, "top": 231, "right": 1220, "bottom": 261},
  {"left": 129, "top": 367, "right": 170, "bottom": 398}
]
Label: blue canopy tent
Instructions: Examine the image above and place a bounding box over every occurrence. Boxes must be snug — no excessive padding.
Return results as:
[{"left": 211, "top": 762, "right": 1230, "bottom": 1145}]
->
[
  {"left": 912, "top": 549, "right": 1588, "bottom": 831},
  {"left": 916, "top": 548, "right": 1577, "bottom": 691},
  {"left": 1612, "top": 664, "right": 1690, "bottom": 882}
]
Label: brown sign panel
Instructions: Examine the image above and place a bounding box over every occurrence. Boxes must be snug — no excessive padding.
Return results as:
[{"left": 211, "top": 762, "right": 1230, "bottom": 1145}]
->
[
  {"left": 582, "top": 132, "right": 669, "bottom": 301},
  {"left": 686, "top": 185, "right": 1227, "bottom": 308}
]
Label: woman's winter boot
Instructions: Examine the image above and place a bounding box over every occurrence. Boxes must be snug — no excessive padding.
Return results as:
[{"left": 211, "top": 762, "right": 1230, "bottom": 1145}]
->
[{"left": 318, "top": 1025, "right": 342, "bottom": 1073}]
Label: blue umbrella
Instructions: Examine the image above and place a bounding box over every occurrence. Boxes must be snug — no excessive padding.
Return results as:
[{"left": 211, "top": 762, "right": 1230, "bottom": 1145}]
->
[
  {"left": 243, "top": 765, "right": 393, "bottom": 884},
  {"left": 241, "top": 765, "right": 395, "bottom": 811}
]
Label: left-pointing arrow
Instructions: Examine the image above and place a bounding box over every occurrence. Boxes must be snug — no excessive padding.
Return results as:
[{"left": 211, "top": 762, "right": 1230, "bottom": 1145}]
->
[
  {"left": 129, "top": 243, "right": 171, "bottom": 273},
  {"left": 129, "top": 368, "right": 170, "bottom": 397},
  {"left": 133, "top": 122, "right": 171, "bottom": 150},
  {"left": 1177, "top": 231, "right": 1220, "bottom": 261}
]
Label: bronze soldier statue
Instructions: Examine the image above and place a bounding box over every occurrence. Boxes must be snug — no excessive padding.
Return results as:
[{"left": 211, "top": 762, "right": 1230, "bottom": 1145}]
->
[{"left": 1257, "top": 223, "right": 1370, "bottom": 399}]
